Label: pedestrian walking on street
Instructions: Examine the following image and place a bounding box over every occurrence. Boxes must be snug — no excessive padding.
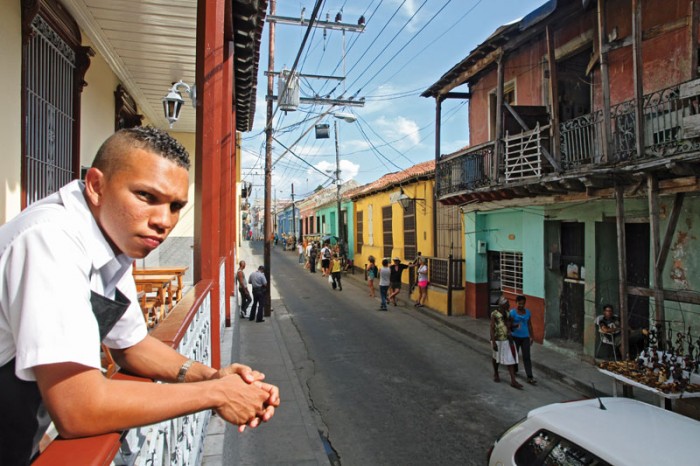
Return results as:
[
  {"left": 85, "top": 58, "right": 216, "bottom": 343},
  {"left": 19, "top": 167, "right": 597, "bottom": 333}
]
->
[
  {"left": 510, "top": 295, "right": 537, "bottom": 384},
  {"left": 387, "top": 257, "right": 415, "bottom": 306},
  {"left": 309, "top": 243, "right": 317, "bottom": 273},
  {"left": 378, "top": 258, "right": 391, "bottom": 311},
  {"left": 248, "top": 265, "right": 268, "bottom": 323},
  {"left": 491, "top": 297, "right": 522, "bottom": 389},
  {"left": 366, "top": 255, "right": 378, "bottom": 298},
  {"left": 331, "top": 253, "right": 342, "bottom": 291},
  {"left": 320, "top": 242, "right": 332, "bottom": 277},
  {"left": 297, "top": 241, "right": 305, "bottom": 264},
  {"left": 236, "top": 260, "right": 252, "bottom": 319},
  {"left": 414, "top": 257, "right": 428, "bottom": 307}
]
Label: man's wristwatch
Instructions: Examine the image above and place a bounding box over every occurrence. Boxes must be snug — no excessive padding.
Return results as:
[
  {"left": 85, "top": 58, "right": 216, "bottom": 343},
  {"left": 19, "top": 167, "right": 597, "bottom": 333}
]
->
[{"left": 177, "top": 359, "right": 195, "bottom": 383}]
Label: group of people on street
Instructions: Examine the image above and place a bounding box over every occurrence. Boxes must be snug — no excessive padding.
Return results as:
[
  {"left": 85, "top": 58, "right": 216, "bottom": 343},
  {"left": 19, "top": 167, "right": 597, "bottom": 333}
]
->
[
  {"left": 236, "top": 260, "right": 268, "bottom": 323},
  {"left": 366, "top": 256, "right": 428, "bottom": 311},
  {"left": 490, "top": 295, "right": 537, "bottom": 389}
]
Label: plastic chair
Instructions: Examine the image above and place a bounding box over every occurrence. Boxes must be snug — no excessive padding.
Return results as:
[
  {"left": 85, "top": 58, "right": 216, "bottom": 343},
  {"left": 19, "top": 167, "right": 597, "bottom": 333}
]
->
[{"left": 595, "top": 315, "right": 619, "bottom": 361}]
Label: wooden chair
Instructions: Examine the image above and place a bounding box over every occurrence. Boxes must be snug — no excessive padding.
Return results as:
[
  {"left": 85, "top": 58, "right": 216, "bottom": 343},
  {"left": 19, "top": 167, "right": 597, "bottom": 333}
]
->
[{"left": 137, "top": 283, "right": 161, "bottom": 327}]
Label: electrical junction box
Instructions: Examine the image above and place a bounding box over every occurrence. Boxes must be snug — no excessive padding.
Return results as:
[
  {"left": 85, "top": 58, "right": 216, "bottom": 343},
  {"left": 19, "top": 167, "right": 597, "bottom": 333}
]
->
[{"left": 477, "top": 240, "right": 487, "bottom": 254}]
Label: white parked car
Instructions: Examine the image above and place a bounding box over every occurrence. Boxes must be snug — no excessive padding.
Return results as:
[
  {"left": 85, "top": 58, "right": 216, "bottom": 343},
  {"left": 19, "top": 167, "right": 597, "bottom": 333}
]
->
[{"left": 488, "top": 397, "right": 700, "bottom": 465}]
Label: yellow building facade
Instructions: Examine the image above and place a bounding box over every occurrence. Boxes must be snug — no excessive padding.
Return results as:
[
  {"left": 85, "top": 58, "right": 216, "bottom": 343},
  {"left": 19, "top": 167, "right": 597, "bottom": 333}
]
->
[{"left": 352, "top": 161, "right": 464, "bottom": 314}]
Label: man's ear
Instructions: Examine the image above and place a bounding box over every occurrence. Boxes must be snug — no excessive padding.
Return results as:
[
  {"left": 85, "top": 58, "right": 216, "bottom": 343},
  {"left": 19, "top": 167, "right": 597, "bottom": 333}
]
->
[{"left": 84, "top": 167, "right": 105, "bottom": 207}]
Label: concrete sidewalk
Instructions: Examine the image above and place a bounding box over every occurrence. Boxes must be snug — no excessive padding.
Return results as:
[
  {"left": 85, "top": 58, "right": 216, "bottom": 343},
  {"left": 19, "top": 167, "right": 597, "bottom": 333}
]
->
[{"left": 202, "top": 241, "right": 330, "bottom": 465}]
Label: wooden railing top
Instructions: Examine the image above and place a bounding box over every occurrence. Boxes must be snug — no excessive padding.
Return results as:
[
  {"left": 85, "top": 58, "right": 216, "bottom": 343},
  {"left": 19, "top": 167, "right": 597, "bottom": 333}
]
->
[{"left": 150, "top": 280, "right": 213, "bottom": 348}]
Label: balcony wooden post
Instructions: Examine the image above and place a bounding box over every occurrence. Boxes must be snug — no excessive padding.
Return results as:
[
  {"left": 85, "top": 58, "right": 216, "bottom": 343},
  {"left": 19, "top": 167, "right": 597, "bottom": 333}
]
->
[
  {"left": 647, "top": 174, "right": 666, "bottom": 347},
  {"left": 434, "top": 96, "right": 442, "bottom": 259},
  {"left": 546, "top": 25, "right": 561, "bottom": 166},
  {"left": 632, "top": 0, "right": 645, "bottom": 159},
  {"left": 447, "top": 253, "right": 453, "bottom": 316},
  {"left": 493, "top": 54, "right": 505, "bottom": 180},
  {"left": 615, "top": 185, "right": 630, "bottom": 360},
  {"left": 690, "top": 0, "right": 699, "bottom": 80},
  {"left": 597, "top": 0, "right": 612, "bottom": 163}
]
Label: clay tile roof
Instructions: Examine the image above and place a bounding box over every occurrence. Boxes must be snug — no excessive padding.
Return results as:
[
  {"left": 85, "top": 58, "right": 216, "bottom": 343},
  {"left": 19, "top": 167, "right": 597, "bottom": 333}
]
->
[{"left": 350, "top": 160, "right": 435, "bottom": 200}]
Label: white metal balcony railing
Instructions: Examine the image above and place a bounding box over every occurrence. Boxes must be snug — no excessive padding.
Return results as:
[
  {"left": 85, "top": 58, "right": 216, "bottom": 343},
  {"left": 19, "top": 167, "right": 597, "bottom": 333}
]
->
[{"left": 117, "top": 292, "right": 213, "bottom": 466}]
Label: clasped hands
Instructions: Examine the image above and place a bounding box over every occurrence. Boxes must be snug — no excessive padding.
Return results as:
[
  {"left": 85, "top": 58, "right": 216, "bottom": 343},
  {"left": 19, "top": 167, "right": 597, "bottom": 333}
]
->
[{"left": 212, "top": 363, "right": 280, "bottom": 432}]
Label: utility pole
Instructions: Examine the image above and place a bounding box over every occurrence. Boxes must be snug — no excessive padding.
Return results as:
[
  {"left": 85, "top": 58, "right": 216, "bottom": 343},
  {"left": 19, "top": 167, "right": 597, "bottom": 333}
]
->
[
  {"left": 263, "top": 0, "right": 275, "bottom": 316},
  {"left": 291, "top": 183, "right": 296, "bottom": 247},
  {"left": 263, "top": 5, "right": 363, "bottom": 317},
  {"left": 334, "top": 120, "right": 342, "bottom": 244}
]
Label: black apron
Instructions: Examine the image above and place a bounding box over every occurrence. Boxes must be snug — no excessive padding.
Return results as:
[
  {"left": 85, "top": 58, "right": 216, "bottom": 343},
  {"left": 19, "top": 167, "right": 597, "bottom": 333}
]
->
[{"left": 0, "top": 289, "right": 130, "bottom": 466}]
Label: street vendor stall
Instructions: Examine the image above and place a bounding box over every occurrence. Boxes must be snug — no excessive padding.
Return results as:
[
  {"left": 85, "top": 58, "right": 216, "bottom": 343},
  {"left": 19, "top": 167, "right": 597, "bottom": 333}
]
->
[{"left": 598, "top": 364, "right": 700, "bottom": 409}]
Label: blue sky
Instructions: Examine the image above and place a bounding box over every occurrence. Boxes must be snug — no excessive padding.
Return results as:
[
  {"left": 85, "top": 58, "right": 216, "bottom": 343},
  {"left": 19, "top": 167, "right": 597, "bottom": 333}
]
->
[{"left": 242, "top": 0, "right": 547, "bottom": 202}]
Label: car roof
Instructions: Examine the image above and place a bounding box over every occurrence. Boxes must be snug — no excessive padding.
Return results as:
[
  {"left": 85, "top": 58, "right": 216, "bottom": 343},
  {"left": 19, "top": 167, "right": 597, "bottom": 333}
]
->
[{"left": 527, "top": 397, "right": 700, "bottom": 465}]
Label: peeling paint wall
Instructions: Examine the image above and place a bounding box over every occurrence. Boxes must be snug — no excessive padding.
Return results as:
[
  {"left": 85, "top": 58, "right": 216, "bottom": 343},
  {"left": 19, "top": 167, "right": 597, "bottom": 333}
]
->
[{"left": 661, "top": 196, "right": 700, "bottom": 335}]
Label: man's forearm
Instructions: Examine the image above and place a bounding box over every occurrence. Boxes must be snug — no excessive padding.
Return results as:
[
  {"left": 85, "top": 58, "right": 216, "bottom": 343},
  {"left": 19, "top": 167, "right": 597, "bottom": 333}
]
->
[
  {"left": 35, "top": 363, "right": 267, "bottom": 439},
  {"left": 111, "top": 335, "right": 216, "bottom": 382}
]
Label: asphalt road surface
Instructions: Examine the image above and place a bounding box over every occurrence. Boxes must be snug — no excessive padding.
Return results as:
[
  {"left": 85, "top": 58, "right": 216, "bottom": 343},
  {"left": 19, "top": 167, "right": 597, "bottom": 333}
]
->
[{"left": 267, "top": 244, "right": 581, "bottom": 466}]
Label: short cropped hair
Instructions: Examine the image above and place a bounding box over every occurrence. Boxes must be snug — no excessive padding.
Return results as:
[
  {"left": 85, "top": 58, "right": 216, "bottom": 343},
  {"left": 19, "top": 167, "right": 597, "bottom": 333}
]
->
[
  {"left": 92, "top": 126, "right": 190, "bottom": 176},
  {"left": 516, "top": 295, "right": 527, "bottom": 302}
]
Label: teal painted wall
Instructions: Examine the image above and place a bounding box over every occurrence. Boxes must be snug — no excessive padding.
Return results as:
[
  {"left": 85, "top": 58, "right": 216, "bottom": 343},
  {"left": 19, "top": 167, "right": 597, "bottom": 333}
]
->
[
  {"left": 463, "top": 196, "right": 700, "bottom": 358},
  {"left": 345, "top": 200, "right": 355, "bottom": 259},
  {"left": 464, "top": 207, "right": 545, "bottom": 298}
]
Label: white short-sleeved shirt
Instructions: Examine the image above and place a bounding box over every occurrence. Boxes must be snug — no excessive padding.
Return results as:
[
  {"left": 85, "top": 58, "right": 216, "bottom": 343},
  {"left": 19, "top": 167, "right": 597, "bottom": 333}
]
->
[
  {"left": 0, "top": 180, "right": 147, "bottom": 381},
  {"left": 379, "top": 267, "right": 391, "bottom": 287}
]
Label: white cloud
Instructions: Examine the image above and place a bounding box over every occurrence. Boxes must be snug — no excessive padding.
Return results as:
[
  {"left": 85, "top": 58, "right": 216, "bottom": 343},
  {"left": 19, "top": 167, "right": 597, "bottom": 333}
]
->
[
  {"left": 309, "top": 158, "right": 359, "bottom": 184},
  {"left": 375, "top": 115, "right": 421, "bottom": 147}
]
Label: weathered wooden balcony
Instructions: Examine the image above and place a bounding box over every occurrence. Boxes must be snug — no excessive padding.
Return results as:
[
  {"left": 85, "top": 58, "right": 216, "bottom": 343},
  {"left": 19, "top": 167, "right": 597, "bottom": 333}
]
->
[
  {"left": 561, "top": 78, "right": 700, "bottom": 168},
  {"left": 437, "top": 78, "right": 700, "bottom": 203},
  {"left": 34, "top": 281, "right": 215, "bottom": 466},
  {"left": 436, "top": 141, "right": 494, "bottom": 202}
]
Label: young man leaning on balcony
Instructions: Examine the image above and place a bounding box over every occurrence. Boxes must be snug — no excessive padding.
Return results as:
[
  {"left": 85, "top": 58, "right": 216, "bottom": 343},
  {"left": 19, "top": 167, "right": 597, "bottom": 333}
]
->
[{"left": 0, "top": 126, "right": 279, "bottom": 465}]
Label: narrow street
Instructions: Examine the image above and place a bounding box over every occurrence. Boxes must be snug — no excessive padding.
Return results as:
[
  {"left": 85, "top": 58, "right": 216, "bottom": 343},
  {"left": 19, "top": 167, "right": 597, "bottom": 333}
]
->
[{"left": 263, "top": 243, "right": 582, "bottom": 466}]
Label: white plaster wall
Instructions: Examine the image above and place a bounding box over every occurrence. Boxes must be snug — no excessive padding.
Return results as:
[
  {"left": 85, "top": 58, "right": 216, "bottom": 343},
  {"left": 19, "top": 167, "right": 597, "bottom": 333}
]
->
[
  {"left": 80, "top": 35, "right": 119, "bottom": 167},
  {"left": 0, "top": 0, "right": 23, "bottom": 223}
]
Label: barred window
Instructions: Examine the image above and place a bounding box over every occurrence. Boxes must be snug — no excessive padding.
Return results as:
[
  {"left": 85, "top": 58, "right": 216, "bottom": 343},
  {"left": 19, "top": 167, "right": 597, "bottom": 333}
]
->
[
  {"left": 436, "top": 204, "right": 462, "bottom": 259},
  {"left": 500, "top": 251, "right": 523, "bottom": 294},
  {"left": 22, "top": 2, "right": 91, "bottom": 207},
  {"left": 356, "top": 211, "right": 363, "bottom": 254},
  {"left": 382, "top": 206, "right": 393, "bottom": 259}
]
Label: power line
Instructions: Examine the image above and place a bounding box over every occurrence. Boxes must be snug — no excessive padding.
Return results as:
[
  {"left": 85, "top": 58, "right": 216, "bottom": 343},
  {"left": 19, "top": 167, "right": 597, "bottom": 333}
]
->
[
  {"left": 350, "top": 0, "right": 452, "bottom": 95},
  {"left": 378, "top": 0, "right": 484, "bottom": 87},
  {"left": 342, "top": 0, "right": 429, "bottom": 96}
]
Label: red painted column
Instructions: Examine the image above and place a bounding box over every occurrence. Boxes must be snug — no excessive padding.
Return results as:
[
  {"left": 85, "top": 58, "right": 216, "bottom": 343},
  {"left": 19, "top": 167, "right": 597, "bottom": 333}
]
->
[
  {"left": 195, "top": 0, "right": 224, "bottom": 369},
  {"left": 221, "top": 40, "right": 234, "bottom": 327}
]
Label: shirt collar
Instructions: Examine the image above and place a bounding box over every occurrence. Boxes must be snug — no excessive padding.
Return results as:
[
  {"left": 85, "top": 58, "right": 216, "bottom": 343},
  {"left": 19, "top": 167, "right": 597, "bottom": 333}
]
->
[{"left": 58, "top": 180, "right": 134, "bottom": 274}]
